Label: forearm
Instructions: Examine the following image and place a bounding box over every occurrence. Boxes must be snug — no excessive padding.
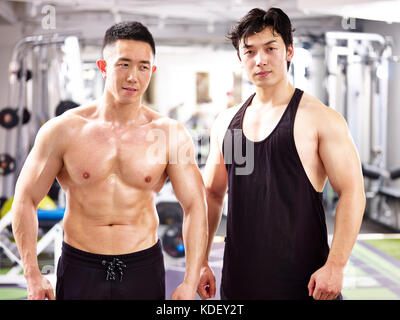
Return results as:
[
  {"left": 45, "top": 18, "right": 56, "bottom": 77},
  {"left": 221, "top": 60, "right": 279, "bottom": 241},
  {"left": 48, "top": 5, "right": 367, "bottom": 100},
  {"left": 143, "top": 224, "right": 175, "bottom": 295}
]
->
[
  {"left": 11, "top": 200, "right": 41, "bottom": 278},
  {"left": 327, "top": 190, "right": 366, "bottom": 267},
  {"left": 203, "top": 190, "right": 225, "bottom": 263},
  {"left": 182, "top": 202, "right": 208, "bottom": 286}
]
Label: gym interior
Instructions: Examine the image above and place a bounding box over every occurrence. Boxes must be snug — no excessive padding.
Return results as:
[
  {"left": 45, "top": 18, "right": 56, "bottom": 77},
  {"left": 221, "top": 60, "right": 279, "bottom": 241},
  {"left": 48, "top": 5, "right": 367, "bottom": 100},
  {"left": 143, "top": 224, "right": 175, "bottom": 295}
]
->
[{"left": 0, "top": 0, "right": 400, "bottom": 300}]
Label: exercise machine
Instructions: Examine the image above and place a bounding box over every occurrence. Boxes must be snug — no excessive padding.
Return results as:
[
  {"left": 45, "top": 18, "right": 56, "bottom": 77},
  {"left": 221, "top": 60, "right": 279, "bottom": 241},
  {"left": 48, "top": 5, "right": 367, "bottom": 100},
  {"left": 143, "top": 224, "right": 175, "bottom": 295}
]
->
[{"left": 362, "top": 162, "right": 400, "bottom": 231}]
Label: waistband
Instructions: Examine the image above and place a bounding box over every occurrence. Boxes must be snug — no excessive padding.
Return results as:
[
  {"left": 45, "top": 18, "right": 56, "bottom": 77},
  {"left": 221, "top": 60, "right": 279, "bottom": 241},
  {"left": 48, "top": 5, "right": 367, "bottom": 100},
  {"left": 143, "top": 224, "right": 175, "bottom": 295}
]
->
[{"left": 61, "top": 240, "right": 163, "bottom": 270}]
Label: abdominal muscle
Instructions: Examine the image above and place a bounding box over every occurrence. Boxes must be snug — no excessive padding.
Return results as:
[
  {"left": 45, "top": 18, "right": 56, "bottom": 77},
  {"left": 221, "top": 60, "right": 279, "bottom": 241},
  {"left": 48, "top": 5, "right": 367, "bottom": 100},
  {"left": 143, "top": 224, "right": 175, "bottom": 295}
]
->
[{"left": 61, "top": 182, "right": 160, "bottom": 255}]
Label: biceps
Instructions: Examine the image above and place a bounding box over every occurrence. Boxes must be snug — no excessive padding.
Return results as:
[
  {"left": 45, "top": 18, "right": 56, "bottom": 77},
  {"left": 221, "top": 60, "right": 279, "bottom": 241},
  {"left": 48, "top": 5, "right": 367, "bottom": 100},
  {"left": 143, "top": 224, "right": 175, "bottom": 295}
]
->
[
  {"left": 203, "top": 156, "right": 227, "bottom": 199},
  {"left": 203, "top": 127, "right": 228, "bottom": 197},
  {"left": 14, "top": 147, "right": 63, "bottom": 206},
  {"left": 167, "top": 163, "right": 206, "bottom": 213},
  {"left": 320, "top": 132, "right": 363, "bottom": 194}
]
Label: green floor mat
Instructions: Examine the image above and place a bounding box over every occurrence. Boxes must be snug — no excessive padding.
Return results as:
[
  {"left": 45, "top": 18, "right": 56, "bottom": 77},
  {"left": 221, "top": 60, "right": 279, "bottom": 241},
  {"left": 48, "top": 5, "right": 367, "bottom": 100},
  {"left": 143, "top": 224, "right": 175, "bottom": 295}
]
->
[
  {"left": 364, "top": 239, "right": 400, "bottom": 261},
  {"left": 0, "top": 287, "right": 27, "bottom": 300},
  {"left": 342, "top": 287, "right": 399, "bottom": 300}
]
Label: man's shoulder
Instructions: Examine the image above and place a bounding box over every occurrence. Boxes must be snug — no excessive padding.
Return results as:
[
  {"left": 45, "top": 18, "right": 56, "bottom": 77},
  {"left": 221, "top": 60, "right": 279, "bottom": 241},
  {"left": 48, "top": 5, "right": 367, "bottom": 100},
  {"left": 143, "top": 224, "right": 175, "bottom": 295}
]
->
[
  {"left": 37, "top": 103, "right": 92, "bottom": 141},
  {"left": 299, "top": 92, "right": 326, "bottom": 112},
  {"left": 299, "top": 92, "right": 347, "bottom": 131},
  {"left": 142, "top": 105, "right": 175, "bottom": 126},
  {"left": 300, "top": 92, "right": 344, "bottom": 121},
  {"left": 143, "top": 108, "right": 192, "bottom": 147}
]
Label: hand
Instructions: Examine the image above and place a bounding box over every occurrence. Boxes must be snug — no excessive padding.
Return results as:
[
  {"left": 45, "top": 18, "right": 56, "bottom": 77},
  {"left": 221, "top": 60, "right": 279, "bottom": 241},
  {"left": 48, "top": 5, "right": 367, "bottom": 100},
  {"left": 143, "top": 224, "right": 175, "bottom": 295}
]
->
[
  {"left": 307, "top": 262, "right": 344, "bottom": 300},
  {"left": 26, "top": 273, "right": 55, "bottom": 300},
  {"left": 170, "top": 281, "right": 197, "bottom": 300},
  {"left": 197, "top": 263, "right": 216, "bottom": 300}
]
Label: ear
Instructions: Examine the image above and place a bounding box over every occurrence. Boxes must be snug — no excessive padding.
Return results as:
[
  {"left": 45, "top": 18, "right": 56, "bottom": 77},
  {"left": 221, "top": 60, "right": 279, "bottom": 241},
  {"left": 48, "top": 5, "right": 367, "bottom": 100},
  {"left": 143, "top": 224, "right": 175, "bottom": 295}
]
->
[
  {"left": 286, "top": 44, "right": 294, "bottom": 62},
  {"left": 96, "top": 59, "right": 107, "bottom": 79},
  {"left": 152, "top": 65, "right": 157, "bottom": 73}
]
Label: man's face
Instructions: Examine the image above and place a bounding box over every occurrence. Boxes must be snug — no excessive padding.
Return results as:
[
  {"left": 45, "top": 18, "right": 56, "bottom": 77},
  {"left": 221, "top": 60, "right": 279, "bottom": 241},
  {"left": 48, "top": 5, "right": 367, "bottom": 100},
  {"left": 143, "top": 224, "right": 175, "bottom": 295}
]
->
[
  {"left": 238, "top": 26, "right": 293, "bottom": 88},
  {"left": 98, "top": 39, "right": 156, "bottom": 105}
]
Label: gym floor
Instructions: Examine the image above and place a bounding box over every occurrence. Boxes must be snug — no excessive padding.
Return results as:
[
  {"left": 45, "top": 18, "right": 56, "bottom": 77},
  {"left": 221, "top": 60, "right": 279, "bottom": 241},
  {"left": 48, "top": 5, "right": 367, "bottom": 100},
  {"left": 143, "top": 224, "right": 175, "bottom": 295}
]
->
[{"left": 1, "top": 213, "right": 400, "bottom": 300}]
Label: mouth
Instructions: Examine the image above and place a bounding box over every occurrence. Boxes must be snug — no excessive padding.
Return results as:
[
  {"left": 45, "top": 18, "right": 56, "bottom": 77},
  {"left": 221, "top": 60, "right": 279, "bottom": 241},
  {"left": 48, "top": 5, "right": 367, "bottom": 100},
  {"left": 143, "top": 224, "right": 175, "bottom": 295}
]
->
[
  {"left": 255, "top": 71, "right": 272, "bottom": 77},
  {"left": 122, "top": 87, "right": 138, "bottom": 93}
]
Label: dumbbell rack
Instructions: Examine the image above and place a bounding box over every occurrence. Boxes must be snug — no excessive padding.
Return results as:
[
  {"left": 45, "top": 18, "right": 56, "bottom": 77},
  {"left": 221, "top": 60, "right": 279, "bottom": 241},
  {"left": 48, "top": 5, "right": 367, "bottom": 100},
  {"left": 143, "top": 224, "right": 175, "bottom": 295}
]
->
[
  {"left": 0, "top": 33, "right": 79, "bottom": 288},
  {"left": 1, "top": 33, "right": 78, "bottom": 201}
]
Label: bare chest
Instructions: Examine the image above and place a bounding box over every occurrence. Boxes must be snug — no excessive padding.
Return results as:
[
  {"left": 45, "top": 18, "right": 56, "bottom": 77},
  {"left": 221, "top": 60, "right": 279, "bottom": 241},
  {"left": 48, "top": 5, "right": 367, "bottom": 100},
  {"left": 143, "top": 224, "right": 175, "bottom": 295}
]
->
[{"left": 60, "top": 123, "right": 167, "bottom": 189}]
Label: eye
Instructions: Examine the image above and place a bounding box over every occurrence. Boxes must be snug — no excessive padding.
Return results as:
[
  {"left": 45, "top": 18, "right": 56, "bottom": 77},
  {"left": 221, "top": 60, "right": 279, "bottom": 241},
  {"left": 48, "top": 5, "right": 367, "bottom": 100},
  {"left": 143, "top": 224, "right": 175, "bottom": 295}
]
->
[
  {"left": 244, "top": 50, "right": 253, "bottom": 55},
  {"left": 140, "top": 65, "right": 149, "bottom": 71},
  {"left": 267, "top": 47, "right": 276, "bottom": 51},
  {"left": 117, "top": 63, "right": 129, "bottom": 68}
]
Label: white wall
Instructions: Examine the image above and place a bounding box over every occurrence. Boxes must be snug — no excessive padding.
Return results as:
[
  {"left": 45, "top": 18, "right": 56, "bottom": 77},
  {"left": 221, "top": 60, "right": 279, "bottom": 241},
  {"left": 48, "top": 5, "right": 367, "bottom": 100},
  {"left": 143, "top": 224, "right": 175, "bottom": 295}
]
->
[{"left": 152, "top": 46, "right": 242, "bottom": 129}]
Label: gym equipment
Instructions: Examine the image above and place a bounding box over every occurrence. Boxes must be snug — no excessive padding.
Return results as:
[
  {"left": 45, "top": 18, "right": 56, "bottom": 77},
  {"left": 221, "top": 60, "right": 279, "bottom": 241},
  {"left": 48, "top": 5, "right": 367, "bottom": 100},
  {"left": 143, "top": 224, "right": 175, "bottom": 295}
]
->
[
  {"left": 0, "top": 107, "right": 31, "bottom": 129},
  {"left": 47, "top": 180, "right": 61, "bottom": 202},
  {"left": 162, "top": 223, "right": 185, "bottom": 258},
  {"left": 16, "top": 68, "right": 32, "bottom": 82},
  {"left": 0, "top": 198, "right": 64, "bottom": 287},
  {"left": 0, "top": 217, "right": 63, "bottom": 287},
  {"left": 0, "top": 195, "right": 57, "bottom": 218},
  {"left": 323, "top": 32, "right": 392, "bottom": 215},
  {"left": 0, "top": 33, "right": 83, "bottom": 206},
  {"left": 156, "top": 202, "right": 183, "bottom": 225},
  {"left": 362, "top": 163, "right": 400, "bottom": 231},
  {"left": 155, "top": 177, "right": 184, "bottom": 226},
  {"left": 0, "top": 197, "right": 7, "bottom": 210},
  {"left": 0, "top": 108, "right": 19, "bottom": 129},
  {"left": 155, "top": 180, "right": 185, "bottom": 257},
  {"left": 20, "top": 108, "right": 31, "bottom": 124},
  {"left": 0, "top": 33, "right": 83, "bottom": 288},
  {"left": 55, "top": 99, "right": 79, "bottom": 117},
  {"left": 0, "top": 154, "right": 16, "bottom": 176},
  {"left": 325, "top": 32, "right": 391, "bottom": 166}
]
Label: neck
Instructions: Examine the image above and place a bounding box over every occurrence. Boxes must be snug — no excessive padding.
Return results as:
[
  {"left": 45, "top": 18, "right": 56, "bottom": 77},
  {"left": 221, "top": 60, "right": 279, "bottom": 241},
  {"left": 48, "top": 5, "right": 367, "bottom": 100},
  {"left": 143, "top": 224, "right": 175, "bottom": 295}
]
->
[
  {"left": 254, "top": 79, "right": 295, "bottom": 108},
  {"left": 99, "top": 91, "right": 143, "bottom": 127}
]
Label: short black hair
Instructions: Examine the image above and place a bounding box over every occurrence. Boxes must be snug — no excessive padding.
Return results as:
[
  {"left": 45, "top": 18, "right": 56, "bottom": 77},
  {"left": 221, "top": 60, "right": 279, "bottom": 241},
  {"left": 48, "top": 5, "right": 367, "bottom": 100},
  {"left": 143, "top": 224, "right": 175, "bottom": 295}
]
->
[
  {"left": 103, "top": 21, "right": 156, "bottom": 56},
  {"left": 227, "top": 7, "right": 295, "bottom": 70}
]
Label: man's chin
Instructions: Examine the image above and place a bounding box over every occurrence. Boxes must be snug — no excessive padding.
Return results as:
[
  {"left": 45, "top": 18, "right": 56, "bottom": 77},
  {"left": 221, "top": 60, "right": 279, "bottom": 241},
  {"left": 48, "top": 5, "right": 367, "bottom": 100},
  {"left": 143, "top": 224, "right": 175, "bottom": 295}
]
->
[
  {"left": 112, "top": 99, "right": 135, "bottom": 107},
  {"left": 117, "top": 95, "right": 141, "bottom": 105}
]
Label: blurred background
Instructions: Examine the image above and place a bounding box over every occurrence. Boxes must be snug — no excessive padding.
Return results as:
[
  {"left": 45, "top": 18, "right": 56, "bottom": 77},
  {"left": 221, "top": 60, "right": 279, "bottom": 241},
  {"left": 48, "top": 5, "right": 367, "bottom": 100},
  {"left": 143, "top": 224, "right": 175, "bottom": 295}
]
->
[{"left": 0, "top": 0, "right": 400, "bottom": 300}]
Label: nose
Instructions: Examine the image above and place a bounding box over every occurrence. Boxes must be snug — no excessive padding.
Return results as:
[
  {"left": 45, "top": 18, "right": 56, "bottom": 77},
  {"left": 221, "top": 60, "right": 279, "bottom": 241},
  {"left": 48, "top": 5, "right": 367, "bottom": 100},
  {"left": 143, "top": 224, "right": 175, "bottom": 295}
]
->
[
  {"left": 255, "top": 50, "right": 268, "bottom": 66},
  {"left": 126, "top": 68, "right": 138, "bottom": 83}
]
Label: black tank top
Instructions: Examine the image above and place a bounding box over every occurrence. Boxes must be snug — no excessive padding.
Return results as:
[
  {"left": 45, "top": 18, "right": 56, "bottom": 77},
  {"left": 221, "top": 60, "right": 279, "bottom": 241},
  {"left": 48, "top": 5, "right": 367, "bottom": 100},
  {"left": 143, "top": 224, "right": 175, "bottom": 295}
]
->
[{"left": 221, "top": 88, "right": 330, "bottom": 299}]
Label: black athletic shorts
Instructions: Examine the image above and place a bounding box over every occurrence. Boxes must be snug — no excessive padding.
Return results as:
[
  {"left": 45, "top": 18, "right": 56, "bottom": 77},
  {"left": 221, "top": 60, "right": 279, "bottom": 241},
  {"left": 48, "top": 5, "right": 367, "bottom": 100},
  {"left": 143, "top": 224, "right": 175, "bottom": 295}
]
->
[{"left": 56, "top": 240, "right": 165, "bottom": 300}]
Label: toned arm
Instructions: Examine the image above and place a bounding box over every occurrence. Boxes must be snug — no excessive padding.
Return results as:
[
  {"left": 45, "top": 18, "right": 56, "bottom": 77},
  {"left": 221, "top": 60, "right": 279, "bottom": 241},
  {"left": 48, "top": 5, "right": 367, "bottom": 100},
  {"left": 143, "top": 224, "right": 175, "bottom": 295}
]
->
[
  {"left": 203, "top": 114, "right": 228, "bottom": 260},
  {"left": 11, "top": 119, "right": 65, "bottom": 299},
  {"left": 197, "top": 112, "right": 230, "bottom": 299},
  {"left": 308, "top": 106, "right": 366, "bottom": 300},
  {"left": 166, "top": 122, "right": 208, "bottom": 299}
]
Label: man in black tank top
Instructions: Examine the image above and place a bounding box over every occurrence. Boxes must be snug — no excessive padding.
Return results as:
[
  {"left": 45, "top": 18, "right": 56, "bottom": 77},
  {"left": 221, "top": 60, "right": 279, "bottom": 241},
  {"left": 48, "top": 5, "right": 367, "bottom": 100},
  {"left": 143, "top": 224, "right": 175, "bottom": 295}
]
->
[{"left": 197, "top": 8, "right": 366, "bottom": 300}]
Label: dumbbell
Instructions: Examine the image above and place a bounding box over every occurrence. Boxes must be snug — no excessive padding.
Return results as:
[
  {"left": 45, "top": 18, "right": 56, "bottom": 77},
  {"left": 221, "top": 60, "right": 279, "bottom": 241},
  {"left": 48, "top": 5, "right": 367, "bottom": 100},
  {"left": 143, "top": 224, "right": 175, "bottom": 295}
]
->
[
  {"left": 162, "top": 223, "right": 185, "bottom": 258},
  {"left": 0, "top": 107, "right": 31, "bottom": 129},
  {"left": 0, "top": 153, "right": 16, "bottom": 176}
]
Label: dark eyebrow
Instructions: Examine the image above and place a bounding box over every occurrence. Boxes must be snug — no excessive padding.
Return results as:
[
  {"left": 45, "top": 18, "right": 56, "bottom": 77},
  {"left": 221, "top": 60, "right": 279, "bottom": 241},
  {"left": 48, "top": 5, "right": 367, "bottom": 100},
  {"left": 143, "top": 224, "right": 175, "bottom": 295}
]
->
[
  {"left": 117, "top": 57, "right": 150, "bottom": 65},
  {"left": 117, "top": 57, "right": 131, "bottom": 62},
  {"left": 242, "top": 40, "right": 278, "bottom": 49}
]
